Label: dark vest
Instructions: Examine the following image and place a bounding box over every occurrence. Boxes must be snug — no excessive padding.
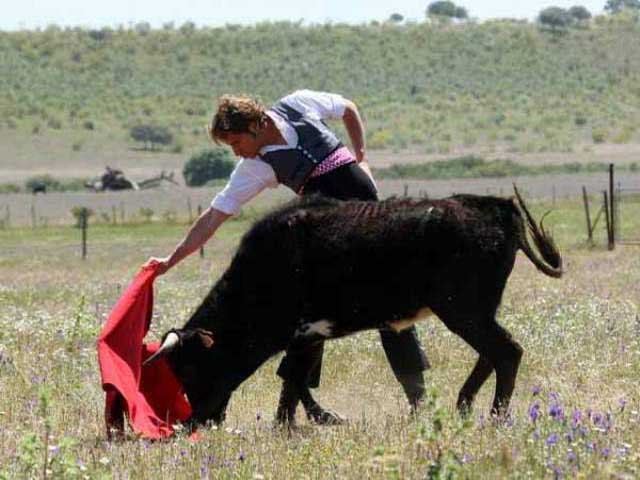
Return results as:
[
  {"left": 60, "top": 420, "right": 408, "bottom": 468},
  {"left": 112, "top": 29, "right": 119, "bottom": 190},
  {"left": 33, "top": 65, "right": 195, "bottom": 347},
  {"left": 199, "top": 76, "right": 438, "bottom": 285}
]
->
[{"left": 260, "top": 101, "right": 343, "bottom": 193}]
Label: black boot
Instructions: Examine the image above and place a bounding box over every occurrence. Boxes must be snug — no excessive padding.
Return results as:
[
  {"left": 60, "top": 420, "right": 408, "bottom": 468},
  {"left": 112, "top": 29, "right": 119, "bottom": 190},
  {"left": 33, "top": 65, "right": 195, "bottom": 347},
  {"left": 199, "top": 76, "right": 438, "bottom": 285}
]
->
[{"left": 397, "top": 372, "right": 426, "bottom": 411}]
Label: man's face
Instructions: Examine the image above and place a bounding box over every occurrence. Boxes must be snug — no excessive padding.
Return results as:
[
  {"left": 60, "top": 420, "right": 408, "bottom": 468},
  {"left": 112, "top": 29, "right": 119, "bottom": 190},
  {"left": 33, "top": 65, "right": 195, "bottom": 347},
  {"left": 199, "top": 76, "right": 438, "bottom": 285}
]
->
[{"left": 220, "top": 131, "right": 260, "bottom": 158}]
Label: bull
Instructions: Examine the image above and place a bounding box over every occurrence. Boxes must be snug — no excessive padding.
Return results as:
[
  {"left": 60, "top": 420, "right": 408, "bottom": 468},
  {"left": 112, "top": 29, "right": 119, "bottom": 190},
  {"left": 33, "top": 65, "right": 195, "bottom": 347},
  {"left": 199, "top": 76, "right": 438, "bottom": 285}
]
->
[{"left": 145, "top": 187, "right": 562, "bottom": 427}]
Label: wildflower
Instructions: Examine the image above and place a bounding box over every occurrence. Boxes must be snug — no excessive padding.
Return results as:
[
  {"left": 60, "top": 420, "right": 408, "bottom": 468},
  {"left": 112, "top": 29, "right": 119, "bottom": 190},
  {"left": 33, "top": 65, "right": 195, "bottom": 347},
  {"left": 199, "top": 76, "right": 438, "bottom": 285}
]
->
[
  {"left": 567, "top": 451, "right": 577, "bottom": 463},
  {"left": 549, "top": 403, "right": 565, "bottom": 422},
  {"left": 592, "top": 413, "right": 602, "bottom": 426},
  {"left": 532, "top": 385, "right": 541, "bottom": 396},
  {"left": 546, "top": 433, "right": 558, "bottom": 446},
  {"left": 256, "top": 412, "right": 262, "bottom": 422},
  {"left": 601, "top": 447, "right": 610, "bottom": 459},
  {"left": 564, "top": 432, "right": 574, "bottom": 444},
  {"left": 619, "top": 399, "right": 626, "bottom": 413},
  {"left": 529, "top": 402, "right": 540, "bottom": 422},
  {"left": 571, "top": 409, "right": 581, "bottom": 430},
  {"left": 239, "top": 452, "right": 246, "bottom": 462}
]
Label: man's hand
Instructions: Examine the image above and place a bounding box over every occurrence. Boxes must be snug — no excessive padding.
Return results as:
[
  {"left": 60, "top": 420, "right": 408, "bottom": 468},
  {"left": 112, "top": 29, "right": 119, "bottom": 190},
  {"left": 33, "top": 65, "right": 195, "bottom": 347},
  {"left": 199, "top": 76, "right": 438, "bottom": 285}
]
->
[{"left": 143, "top": 256, "right": 172, "bottom": 276}]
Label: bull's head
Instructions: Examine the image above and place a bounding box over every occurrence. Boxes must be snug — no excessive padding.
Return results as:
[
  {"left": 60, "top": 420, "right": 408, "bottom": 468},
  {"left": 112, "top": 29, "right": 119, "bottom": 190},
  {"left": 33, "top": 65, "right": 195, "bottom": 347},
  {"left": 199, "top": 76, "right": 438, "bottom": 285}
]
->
[{"left": 144, "top": 328, "right": 243, "bottom": 426}]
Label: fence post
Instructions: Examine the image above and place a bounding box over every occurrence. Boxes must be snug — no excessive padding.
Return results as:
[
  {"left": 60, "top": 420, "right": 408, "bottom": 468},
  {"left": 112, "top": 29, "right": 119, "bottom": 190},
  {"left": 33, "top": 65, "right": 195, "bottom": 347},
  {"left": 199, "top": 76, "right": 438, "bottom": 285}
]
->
[
  {"left": 81, "top": 209, "right": 88, "bottom": 260},
  {"left": 609, "top": 163, "right": 615, "bottom": 248},
  {"left": 30, "top": 202, "right": 37, "bottom": 228},
  {"left": 197, "top": 205, "right": 204, "bottom": 258},
  {"left": 603, "top": 191, "right": 613, "bottom": 251},
  {"left": 582, "top": 186, "right": 593, "bottom": 243},
  {"left": 403, "top": 184, "right": 409, "bottom": 197}
]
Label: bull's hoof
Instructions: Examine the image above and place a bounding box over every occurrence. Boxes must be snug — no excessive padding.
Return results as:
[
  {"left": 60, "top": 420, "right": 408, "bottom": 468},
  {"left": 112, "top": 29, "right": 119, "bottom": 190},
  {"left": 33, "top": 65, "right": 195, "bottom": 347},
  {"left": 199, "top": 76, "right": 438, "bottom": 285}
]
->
[{"left": 307, "top": 408, "right": 347, "bottom": 426}]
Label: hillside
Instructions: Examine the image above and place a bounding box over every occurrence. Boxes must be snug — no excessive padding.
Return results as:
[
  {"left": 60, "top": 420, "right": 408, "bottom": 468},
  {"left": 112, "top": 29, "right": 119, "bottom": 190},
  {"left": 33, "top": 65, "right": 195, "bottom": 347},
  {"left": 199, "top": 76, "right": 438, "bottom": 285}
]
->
[{"left": 1, "top": 15, "right": 639, "bottom": 178}]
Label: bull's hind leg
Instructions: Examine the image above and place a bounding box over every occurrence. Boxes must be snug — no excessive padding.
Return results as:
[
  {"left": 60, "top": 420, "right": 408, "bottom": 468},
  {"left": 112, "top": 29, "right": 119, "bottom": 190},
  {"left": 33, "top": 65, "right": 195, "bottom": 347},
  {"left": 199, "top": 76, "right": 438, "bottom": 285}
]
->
[
  {"left": 456, "top": 356, "right": 493, "bottom": 414},
  {"left": 447, "top": 317, "right": 523, "bottom": 416}
]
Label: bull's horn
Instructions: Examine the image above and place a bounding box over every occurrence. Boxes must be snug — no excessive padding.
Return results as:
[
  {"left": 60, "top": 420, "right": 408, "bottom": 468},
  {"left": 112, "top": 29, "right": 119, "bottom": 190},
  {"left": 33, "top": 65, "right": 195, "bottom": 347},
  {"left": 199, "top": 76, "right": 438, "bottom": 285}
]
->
[{"left": 143, "top": 332, "right": 179, "bottom": 367}]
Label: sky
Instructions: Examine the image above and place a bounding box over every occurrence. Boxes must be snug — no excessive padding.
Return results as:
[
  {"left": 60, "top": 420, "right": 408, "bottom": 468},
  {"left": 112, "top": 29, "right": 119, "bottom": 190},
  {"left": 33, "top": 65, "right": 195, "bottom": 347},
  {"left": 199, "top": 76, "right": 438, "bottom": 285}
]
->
[{"left": 1, "top": 0, "right": 608, "bottom": 31}]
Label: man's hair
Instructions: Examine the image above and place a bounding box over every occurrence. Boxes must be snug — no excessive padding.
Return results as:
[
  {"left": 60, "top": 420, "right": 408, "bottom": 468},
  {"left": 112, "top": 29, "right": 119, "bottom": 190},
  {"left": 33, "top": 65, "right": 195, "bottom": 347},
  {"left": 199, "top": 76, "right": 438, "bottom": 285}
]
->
[{"left": 208, "top": 95, "right": 266, "bottom": 143}]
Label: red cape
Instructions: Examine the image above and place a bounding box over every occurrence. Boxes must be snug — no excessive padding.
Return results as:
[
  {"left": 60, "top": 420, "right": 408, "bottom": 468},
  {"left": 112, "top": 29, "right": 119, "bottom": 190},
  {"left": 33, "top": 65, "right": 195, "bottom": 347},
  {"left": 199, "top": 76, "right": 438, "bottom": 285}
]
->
[{"left": 97, "top": 265, "right": 191, "bottom": 439}]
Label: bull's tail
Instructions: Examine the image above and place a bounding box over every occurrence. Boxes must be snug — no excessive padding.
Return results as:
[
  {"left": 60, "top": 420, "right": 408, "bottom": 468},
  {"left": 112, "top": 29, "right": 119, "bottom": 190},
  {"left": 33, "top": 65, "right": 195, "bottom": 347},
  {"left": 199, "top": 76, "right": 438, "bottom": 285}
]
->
[{"left": 513, "top": 185, "right": 563, "bottom": 279}]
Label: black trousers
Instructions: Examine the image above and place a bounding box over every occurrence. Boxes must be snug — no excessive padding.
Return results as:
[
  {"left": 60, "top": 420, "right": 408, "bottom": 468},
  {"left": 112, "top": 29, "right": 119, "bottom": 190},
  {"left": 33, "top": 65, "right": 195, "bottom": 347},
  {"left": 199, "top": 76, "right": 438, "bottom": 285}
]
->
[{"left": 276, "top": 162, "right": 429, "bottom": 388}]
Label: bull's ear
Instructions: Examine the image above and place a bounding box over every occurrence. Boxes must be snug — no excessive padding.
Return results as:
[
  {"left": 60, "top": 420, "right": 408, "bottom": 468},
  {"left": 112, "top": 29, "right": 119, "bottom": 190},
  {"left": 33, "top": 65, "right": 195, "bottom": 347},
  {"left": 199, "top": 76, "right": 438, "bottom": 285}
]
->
[{"left": 196, "top": 329, "right": 215, "bottom": 349}]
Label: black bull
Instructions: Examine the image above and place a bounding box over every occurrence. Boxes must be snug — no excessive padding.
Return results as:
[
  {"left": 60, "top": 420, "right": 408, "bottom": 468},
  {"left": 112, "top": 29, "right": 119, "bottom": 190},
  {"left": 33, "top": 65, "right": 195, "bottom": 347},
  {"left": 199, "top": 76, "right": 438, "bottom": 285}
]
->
[{"left": 146, "top": 189, "right": 562, "bottom": 426}]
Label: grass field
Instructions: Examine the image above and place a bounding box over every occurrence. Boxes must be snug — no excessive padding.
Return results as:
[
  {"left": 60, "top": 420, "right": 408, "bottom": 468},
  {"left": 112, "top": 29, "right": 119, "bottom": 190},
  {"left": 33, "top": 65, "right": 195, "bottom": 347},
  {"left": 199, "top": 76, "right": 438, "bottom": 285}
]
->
[{"left": 0, "top": 195, "right": 639, "bottom": 478}]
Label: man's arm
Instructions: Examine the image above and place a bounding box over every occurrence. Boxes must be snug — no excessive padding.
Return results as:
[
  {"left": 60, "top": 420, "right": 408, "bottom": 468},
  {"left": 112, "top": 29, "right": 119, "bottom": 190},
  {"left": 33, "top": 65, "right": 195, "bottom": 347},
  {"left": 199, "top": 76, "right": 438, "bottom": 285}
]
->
[
  {"left": 145, "top": 207, "right": 230, "bottom": 275},
  {"left": 342, "top": 99, "right": 376, "bottom": 185}
]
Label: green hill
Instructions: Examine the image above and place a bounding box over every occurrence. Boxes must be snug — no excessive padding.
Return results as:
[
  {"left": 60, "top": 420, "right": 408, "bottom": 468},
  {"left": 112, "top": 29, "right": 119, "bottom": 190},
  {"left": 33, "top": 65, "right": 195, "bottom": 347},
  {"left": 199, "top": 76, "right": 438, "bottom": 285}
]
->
[{"left": 1, "top": 15, "right": 639, "bottom": 155}]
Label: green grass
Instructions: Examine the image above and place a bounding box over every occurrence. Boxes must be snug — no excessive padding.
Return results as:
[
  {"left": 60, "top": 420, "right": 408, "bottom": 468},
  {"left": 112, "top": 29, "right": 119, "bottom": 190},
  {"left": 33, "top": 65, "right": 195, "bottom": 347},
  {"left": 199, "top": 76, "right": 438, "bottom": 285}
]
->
[
  {"left": 1, "top": 196, "right": 639, "bottom": 477},
  {"left": 1, "top": 15, "right": 640, "bottom": 160},
  {"left": 374, "top": 155, "right": 628, "bottom": 179}
]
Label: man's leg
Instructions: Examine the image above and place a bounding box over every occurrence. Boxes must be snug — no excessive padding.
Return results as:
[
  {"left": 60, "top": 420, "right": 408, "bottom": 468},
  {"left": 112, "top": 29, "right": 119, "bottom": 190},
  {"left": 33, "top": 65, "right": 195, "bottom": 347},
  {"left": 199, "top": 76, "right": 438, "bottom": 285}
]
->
[{"left": 379, "top": 326, "right": 429, "bottom": 410}]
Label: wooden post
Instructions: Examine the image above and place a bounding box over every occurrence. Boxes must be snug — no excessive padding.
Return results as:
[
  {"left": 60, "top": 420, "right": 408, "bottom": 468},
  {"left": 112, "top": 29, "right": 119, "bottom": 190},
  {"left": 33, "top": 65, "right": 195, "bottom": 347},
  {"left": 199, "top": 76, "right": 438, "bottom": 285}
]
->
[
  {"left": 81, "top": 209, "right": 88, "bottom": 260},
  {"left": 403, "top": 184, "right": 408, "bottom": 197},
  {"left": 197, "top": 205, "right": 204, "bottom": 258},
  {"left": 111, "top": 206, "right": 117, "bottom": 225},
  {"left": 187, "top": 197, "right": 193, "bottom": 222},
  {"left": 603, "top": 191, "right": 613, "bottom": 251},
  {"left": 582, "top": 186, "right": 593, "bottom": 243},
  {"left": 609, "top": 163, "right": 615, "bottom": 248},
  {"left": 30, "top": 202, "right": 36, "bottom": 228}
]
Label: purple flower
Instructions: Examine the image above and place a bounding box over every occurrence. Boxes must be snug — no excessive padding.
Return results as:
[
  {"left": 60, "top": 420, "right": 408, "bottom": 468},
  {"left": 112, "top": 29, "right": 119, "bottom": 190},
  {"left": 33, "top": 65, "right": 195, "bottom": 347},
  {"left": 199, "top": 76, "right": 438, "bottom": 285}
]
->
[
  {"left": 239, "top": 452, "right": 246, "bottom": 462},
  {"left": 532, "top": 385, "right": 541, "bottom": 396},
  {"left": 601, "top": 448, "right": 610, "bottom": 459},
  {"left": 593, "top": 413, "right": 603, "bottom": 426},
  {"left": 462, "top": 452, "right": 473, "bottom": 464},
  {"left": 564, "top": 432, "right": 574, "bottom": 444},
  {"left": 533, "top": 429, "right": 540, "bottom": 441},
  {"left": 571, "top": 409, "right": 581, "bottom": 429},
  {"left": 546, "top": 433, "right": 558, "bottom": 446},
  {"left": 567, "top": 451, "right": 577, "bottom": 463},
  {"left": 619, "top": 399, "right": 626, "bottom": 412},
  {"left": 529, "top": 402, "right": 540, "bottom": 422},
  {"left": 549, "top": 403, "right": 565, "bottom": 422},
  {"left": 256, "top": 412, "right": 262, "bottom": 422}
]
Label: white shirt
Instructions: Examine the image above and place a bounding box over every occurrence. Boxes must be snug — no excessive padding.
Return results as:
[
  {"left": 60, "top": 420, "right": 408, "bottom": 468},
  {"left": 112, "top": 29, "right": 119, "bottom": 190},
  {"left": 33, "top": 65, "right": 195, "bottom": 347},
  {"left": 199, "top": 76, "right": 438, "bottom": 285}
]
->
[{"left": 211, "top": 90, "right": 348, "bottom": 215}]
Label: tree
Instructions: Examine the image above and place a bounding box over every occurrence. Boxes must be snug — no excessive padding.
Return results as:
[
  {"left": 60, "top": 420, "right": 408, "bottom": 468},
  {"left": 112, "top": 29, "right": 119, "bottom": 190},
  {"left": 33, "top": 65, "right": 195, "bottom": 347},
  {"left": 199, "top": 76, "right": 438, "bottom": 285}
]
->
[
  {"left": 183, "top": 149, "right": 235, "bottom": 187},
  {"left": 130, "top": 125, "right": 173, "bottom": 150},
  {"left": 428, "top": 1, "right": 457, "bottom": 17},
  {"left": 569, "top": 5, "right": 592, "bottom": 21},
  {"left": 538, "top": 7, "right": 573, "bottom": 30},
  {"left": 389, "top": 13, "right": 404, "bottom": 23},
  {"left": 605, "top": 0, "right": 640, "bottom": 13}
]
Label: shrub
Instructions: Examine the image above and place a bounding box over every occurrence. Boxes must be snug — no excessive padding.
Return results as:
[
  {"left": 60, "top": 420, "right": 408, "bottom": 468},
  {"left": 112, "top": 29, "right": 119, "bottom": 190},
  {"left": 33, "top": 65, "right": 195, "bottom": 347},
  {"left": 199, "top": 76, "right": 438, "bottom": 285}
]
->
[
  {"left": 25, "top": 175, "right": 61, "bottom": 193},
  {"left": 183, "top": 149, "right": 235, "bottom": 186},
  {"left": 129, "top": 124, "right": 173, "bottom": 150},
  {"left": 591, "top": 127, "right": 608, "bottom": 143},
  {"left": 83, "top": 120, "right": 95, "bottom": 130},
  {"left": 368, "top": 129, "right": 393, "bottom": 149},
  {"left": 0, "top": 183, "right": 20, "bottom": 194},
  {"left": 70, "top": 206, "right": 93, "bottom": 227}
]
